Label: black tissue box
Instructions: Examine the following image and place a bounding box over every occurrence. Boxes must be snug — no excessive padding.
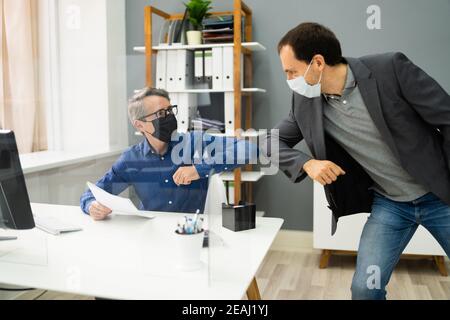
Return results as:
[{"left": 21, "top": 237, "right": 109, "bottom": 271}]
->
[{"left": 222, "top": 201, "right": 256, "bottom": 232}]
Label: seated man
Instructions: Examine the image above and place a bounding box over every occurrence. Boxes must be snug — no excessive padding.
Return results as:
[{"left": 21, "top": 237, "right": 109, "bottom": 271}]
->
[{"left": 80, "top": 87, "right": 257, "bottom": 220}]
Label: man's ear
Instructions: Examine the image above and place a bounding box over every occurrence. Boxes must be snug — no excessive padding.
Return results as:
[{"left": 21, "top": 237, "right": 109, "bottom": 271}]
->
[
  {"left": 312, "top": 54, "right": 326, "bottom": 71},
  {"left": 133, "top": 120, "right": 143, "bottom": 132}
]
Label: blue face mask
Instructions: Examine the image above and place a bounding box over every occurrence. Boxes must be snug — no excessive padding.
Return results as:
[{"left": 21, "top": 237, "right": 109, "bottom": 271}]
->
[{"left": 286, "top": 60, "right": 323, "bottom": 98}]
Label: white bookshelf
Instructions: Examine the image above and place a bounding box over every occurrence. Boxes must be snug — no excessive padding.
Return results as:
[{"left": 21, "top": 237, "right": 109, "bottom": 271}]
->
[
  {"left": 208, "top": 131, "right": 264, "bottom": 138},
  {"left": 219, "top": 171, "right": 265, "bottom": 182},
  {"left": 133, "top": 42, "right": 266, "bottom": 53},
  {"left": 134, "top": 88, "right": 266, "bottom": 94},
  {"left": 131, "top": 132, "right": 265, "bottom": 183},
  {"left": 134, "top": 130, "right": 263, "bottom": 138},
  {"left": 139, "top": 3, "right": 266, "bottom": 204}
]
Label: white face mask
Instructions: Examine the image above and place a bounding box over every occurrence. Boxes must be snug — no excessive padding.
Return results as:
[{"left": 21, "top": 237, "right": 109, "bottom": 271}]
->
[{"left": 287, "top": 60, "right": 323, "bottom": 98}]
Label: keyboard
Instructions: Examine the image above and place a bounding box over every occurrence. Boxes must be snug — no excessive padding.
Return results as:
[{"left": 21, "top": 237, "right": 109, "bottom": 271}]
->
[{"left": 33, "top": 215, "right": 83, "bottom": 236}]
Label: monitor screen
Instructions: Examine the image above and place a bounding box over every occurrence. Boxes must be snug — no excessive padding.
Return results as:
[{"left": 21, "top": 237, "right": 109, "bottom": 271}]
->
[{"left": 0, "top": 130, "right": 35, "bottom": 230}]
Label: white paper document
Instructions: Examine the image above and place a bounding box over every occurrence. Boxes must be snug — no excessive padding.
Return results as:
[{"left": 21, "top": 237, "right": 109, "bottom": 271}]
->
[{"left": 87, "top": 182, "right": 155, "bottom": 219}]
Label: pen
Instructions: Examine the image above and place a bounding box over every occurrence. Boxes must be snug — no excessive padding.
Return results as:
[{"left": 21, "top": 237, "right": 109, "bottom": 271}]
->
[
  {"left": 177, "top": 223, "right": 184, "bottom": 234},
  {"left": 196, "top": 217, "right": 203, "bottom": 233},
  {"left": 184, "top": 216, "right": 189, "bottom": 234},
  {"left": 192, "top": 212, "right": 199, "bottom": 234},
  {"left": 176, "top": 215, "right": 205, "bottom": 235}
]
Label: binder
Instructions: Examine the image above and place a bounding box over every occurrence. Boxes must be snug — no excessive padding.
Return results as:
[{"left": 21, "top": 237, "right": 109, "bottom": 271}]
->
[
  {"left": 176, "top": 49, "right": 194, "bottom": 91},
  {"left": 194, "top": 50, "right": 204, "bottom": 82},
  {"left": 204, "top": 50, "right": 213, "bottom": 83},
  {"left": 177, "top": 93, "right": 198, "bottom": 133},
  {"left": 223, "top": 46, "right": 234, "bottom": 90},
  {"left": 169, "top": 92, "right": 179, "bottom": 113},
  {"left": 166, "top": 50, "right": 178, "bottom": 91},
  {"left": 223, "top": 46, "right": 244, "bottom": 90},
  {"left": 212, "top": 47, "right": 223, "bottom": 90},
  {"left": 156, "top": 50, "right": 167, "bottom": 89},
  {"left": 177, "top": 93, "right": 189, "bottom": 133},
  {"left": 224, "top": 92, "right": 235, "bottom": 135}
]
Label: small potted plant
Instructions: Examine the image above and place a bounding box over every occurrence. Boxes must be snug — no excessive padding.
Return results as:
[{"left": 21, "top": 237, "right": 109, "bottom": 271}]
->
[{"left": 184, "top": 0, "right": 212, "bottom": 45}]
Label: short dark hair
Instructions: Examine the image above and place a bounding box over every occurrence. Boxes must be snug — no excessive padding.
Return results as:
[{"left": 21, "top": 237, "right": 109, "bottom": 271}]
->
[{"left": 278, "top": 22, "right": 344, "bottom": 66}]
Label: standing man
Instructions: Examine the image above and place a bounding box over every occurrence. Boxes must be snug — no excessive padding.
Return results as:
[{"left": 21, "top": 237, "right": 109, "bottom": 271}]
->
[{"left": 270, "top": 22, "right": 450, "bottom": 299}]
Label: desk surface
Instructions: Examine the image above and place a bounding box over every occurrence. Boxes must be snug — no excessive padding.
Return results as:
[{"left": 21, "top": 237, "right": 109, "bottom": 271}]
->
[{"left": 0, "top": 203, "right": 283, "bottom": 300}]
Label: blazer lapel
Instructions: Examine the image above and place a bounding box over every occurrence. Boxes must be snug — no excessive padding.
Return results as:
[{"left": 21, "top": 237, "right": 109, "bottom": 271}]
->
[
  {"left": 311, "top": 97, "right": 327, "bottom": 160},
  {"left": 293, "top": 93, "right": 327, "bottom": 160},
  {"left": 347, "top": 58, "right": 401, "bottom": 160}
]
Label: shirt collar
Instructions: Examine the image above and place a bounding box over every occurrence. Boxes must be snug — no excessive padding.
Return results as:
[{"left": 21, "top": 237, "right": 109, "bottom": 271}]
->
[
  {"left": 142, "top": 138, "right": 153, "bottom": 156},
  {"left": 323, "top": 64, "right": 356, "bottom": 101},
  {"left": 142, "top": 138, "right": 171, "bottom": 157},
  {"left": 344, "top": 64, "right": 357, "bottom": 90},
  {"left": 142, "top": 134, "right": 182, "bottom": 157}
]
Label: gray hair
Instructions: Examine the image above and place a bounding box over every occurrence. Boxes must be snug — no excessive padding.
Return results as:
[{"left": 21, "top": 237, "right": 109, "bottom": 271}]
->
[{"left": 127, "top": 87, "right": 170, "bottom": 122}]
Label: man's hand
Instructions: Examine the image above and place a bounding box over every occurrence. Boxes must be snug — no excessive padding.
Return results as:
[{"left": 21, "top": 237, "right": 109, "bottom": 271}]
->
[
  {"left": 303, "top": 159, "right": 346, "bottom": 186},
  {"left": 173, "top": 165, "right": 201, "bottom": 186},
  {"left": 88, "top": 201, "right": 112, "bottom": 221}
]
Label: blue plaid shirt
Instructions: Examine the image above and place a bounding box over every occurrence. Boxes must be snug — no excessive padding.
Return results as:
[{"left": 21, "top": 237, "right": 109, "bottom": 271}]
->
[{"left": 80, "top": 131, "right": 257, "bottom": 215}]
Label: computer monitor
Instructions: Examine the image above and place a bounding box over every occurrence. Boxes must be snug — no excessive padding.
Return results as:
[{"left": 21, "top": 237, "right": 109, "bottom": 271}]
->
[{"left": 0, "top": 130, "right": 35, "bottom": 241}]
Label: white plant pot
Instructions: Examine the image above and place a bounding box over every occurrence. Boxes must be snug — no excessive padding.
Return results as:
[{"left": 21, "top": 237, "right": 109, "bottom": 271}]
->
[{"left": 186, "top": 30, "right": 202, "bottom": 45}]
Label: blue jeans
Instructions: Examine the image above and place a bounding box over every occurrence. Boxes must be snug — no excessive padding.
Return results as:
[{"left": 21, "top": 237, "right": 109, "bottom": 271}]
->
[{"left": 351, "top": 192, "right": 450, "bottom": 300}]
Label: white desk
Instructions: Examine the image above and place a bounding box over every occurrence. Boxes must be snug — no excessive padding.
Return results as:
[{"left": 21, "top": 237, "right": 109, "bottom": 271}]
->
[{"left": 0, "top": 203, "right": 283, "bottom": 300}]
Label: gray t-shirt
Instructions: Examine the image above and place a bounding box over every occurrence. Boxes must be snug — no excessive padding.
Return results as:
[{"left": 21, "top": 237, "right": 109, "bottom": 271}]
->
[{"left": 322, "top": 65, "right": 428, "bottom": 202}]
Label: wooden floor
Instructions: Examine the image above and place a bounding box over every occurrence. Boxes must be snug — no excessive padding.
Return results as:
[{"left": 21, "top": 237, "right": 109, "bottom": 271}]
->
[
  {"left": 10, "top": 248, "right": 450, "bottom": 300},
  {"left": 256, "top": 249, "right": 450, "bottom": 300}
]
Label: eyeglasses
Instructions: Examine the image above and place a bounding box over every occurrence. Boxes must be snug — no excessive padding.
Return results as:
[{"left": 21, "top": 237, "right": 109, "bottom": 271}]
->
[{"left": 139, "top": 105, "right": 178, "bottom": 122}]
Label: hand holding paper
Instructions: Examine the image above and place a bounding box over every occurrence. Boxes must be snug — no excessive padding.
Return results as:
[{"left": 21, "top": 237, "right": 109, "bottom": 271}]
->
[{"left": 87, "top": 182, "right": 155, "bottom": 219}]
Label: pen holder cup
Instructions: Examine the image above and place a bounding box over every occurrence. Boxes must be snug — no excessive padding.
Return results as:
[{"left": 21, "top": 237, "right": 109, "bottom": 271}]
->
[
  {"left": 222, "top": 202, "right": 256, "bottom": 232},
  {"left": 174, "top": 230, "right": 205, "bottom": 271}
]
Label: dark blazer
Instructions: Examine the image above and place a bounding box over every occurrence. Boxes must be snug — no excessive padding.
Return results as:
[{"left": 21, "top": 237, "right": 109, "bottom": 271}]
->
[{"left": 269, "top": 52, "right": 450, "bottom": 234}]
